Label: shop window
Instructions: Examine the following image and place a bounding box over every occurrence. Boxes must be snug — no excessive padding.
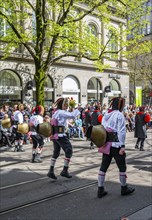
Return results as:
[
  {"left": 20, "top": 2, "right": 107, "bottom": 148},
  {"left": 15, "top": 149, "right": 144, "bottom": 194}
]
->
[
  {"left": 0, "top": 70, "right": 22, "bottom": 103},
  {"left": 109, "top": 80, "right": 119, "bottom": 91},
  {"left": 63, "top": 76, "right": 80, "bottom": 104},
  {"left": 87, "top": 77, "right": 102, "bottom": 103}
]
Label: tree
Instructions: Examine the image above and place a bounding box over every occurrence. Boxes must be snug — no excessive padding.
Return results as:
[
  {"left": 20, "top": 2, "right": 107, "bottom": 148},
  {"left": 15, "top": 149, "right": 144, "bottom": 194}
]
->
[
  {"left": 126, "top": 41, "right": 152, "bottom": 104},
  {"left": 0, "top": 0, "right": 149, "bottom": 105}
]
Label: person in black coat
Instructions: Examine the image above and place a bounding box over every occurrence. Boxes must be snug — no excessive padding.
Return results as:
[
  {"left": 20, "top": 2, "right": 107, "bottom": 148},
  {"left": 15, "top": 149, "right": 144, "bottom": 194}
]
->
[
  {"left": 84, "top": 107, "right": 92, "bottom": 131},
  {"left": 89, "top": 105, "right": 102, "bottom": 149},
  {"left": 134, "top": 106, "right": 151, "bottom": 151}
]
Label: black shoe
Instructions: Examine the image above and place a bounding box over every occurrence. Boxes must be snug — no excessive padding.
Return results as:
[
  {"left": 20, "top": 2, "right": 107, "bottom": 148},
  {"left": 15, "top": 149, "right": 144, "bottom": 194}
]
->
[
  {"left": 47, "top": 171, "right": 57, "bottom": 180},
  {"left": 14, "top": 145, "right": 18, "bottom": 152},
  {"left": 90, "top": 142, "right": 94, "bottom": 149},
  {"left": 97, "top": 187, "right": 107, "bottom": 198},
  {"left": 121, "top": 185, "right": 135, "bottom": 196},
  {"left": 17, "top": 146, "right": 25, "bottom": 152},
  {"left": 60, "top": 170, "right": 72, "bottom": 178},
  {"left": 135, "top": 145, "right": 139, "bottom": 149},
  {"left": 140, "top": 148, "right": 145, "bottom": 151},
  {"left": 31, "top": 154, "right": 42, "bottom": 163}
]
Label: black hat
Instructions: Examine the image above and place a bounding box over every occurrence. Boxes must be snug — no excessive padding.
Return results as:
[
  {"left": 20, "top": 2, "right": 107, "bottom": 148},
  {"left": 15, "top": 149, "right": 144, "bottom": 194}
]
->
[
  {"left": 109, "top": 97, "right": 125, "bottom": 112},
  {"left": 55, "top": 98, "right": 69, "bottom": 110}
]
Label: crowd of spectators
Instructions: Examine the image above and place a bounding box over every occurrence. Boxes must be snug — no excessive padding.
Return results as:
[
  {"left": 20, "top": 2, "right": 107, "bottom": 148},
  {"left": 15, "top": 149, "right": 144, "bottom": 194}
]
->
[{"left": 0, "top": 101, "right": 152, "bottom": 148}]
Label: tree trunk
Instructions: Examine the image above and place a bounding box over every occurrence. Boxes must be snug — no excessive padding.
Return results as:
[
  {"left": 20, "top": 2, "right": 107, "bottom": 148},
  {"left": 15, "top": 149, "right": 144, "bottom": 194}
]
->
[{"left": 34, "top": 68, "right": 45, "bottom": 106}]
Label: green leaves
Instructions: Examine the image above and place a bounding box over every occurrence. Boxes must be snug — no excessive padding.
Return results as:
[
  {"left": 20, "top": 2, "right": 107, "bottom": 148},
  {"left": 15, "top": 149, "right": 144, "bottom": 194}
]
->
[{"left": 0, "top": 0, "right": 150, "bottom": 104}]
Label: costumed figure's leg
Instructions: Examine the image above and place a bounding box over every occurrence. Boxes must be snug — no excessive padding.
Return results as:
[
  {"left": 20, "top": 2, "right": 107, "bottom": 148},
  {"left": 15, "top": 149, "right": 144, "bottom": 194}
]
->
[
  {"left": 90, "top": 141, "right": 94, "bottom": 149},
  {"left": 140, "top": 138, "right": 145, "bottom": 151},
  {"left": 113, "top": 148, "right": 135, "bottom": 196},
  {"left": 34, "top": 135, "right": 44, "bottom": 162},
  {"left": 135, "top": 138, "right": 141, "bottom": 149},
  {"left": 60, "top": 157, "right": 72, "bottom": 178},
  {"left": 31, "top": 135, "right": 37, "bottom": 162},
  {"left": 47, "top": 139, "right": 61, "bottom": 179},
  {"left": 97, "top": 153, "right": 112, "bottom": 198},
  {"left": 47, "top": 158, "right": 57, "bottom": 179},
  {"left": 14, "top": 131, "right": 22, "bottom": 152},
  {"left": 34, "top": 145, "right": 43, "bottom": 162},
  {"left": 12, "top": 127, "right": 18, "bottom": 151},
  {"left": 31, "top": 135, "right": 42, "bottom": 163},
  {"left": 60, "top": 136, "right": 73, "bottom": 178},
  {"left": 17, "top": 134, "right": 25, "bottom": 152}
]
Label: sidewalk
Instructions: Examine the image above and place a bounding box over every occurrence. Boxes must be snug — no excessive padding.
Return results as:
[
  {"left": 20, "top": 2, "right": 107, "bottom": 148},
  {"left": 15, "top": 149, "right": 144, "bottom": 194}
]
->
[{"left": 126, "top": 204, "right": 152, "bottom": 220}]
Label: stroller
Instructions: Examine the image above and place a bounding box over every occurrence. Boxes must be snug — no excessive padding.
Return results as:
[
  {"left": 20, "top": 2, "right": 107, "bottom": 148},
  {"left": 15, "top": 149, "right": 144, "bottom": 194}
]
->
[{"left": 0, "top": 122, "right": 16, "bottom": 148}]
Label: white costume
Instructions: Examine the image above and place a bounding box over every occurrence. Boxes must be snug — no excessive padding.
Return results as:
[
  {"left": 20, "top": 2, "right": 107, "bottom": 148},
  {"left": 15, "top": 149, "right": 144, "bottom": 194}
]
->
[
  {"left": 47, "top": 97, "right": 80, "bottom": 180},
  {"left": 102, "top": 110, "right": 126, "bottom": 148},
  {"left": 52, "top": 109, "right": 80, "bottom": 137}
]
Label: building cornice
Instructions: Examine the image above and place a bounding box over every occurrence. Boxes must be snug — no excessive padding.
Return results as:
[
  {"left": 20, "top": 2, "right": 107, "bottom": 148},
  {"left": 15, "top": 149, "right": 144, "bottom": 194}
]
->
[{"left": 0, "top": 54, "right": 129, "bottom": 75}]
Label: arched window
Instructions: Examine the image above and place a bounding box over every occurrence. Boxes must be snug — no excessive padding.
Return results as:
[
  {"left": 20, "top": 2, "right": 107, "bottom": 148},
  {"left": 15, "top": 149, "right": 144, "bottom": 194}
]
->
[
  {"left": 109, "top": 80, "right": 119, "bottom": 91},
  {"left": 88, "top": 24, "right": 98, "bottom": 36},
  {"left": 107, "top": 30, "right": 118, "bottom": 59},
  {"left": 62, "top": 76, "right": 80, "bottom": 104},
  {"left": 44, "top": 75, "right": 54, "bottom": 106},
  {"left": 87, "top": 77, "right": 102, "bottom": 103},
  {"left": 86, "top": 23, "right": 99, "bottom": 55},
  {"left": 107, "top": 79, "right": 121, "bottom": 99},
  {"left": 0, "top": 70, "right": 22, "bottom": 104}
]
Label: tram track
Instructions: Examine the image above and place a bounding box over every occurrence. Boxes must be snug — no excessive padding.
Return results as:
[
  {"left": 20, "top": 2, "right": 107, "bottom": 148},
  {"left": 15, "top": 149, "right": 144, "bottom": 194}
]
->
[
  {"left": 1, "top": 162, "right": 151, "bottom": 218},
  {"left": 0, "top": 136, "right": 151, "bottom": 219},
  {"left": 0, "top": 151, "right": 151, "bottom": 216},
  {"left": 0, "top": 181, "right": 98, "bottom": 215}
]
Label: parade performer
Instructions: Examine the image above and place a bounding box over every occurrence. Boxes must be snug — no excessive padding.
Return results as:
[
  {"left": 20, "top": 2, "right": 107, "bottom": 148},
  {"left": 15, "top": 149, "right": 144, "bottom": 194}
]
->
[
  {"left": 134, "top": 106, "right": 150, "bottom": 151},
  {"left": 47, "top": 97, "right": 80, "bottom": 180},
  {"left": 97, "top": 97, "right": 135, "bottom": 198},
  {"left": 12, "top": 104, "right": 24, "bottom": 152},
  {"left": 29, "top": 105, "right": 44, "bottom": 163}
]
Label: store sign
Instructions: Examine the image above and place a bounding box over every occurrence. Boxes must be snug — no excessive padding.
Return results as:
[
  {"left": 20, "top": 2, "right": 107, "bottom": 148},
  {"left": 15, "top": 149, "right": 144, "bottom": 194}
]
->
[
  {"left": 0, "top": 89, "right": 14, "bottom": 94},
  {"left": 63, "top": 88, "right": 79, "bottom": 92},
  {"left": 109, "top": 74, "right": 120, "bottom": 79},
  {"left": 0, "top": 86, "right": 22, "bottom": 94}
]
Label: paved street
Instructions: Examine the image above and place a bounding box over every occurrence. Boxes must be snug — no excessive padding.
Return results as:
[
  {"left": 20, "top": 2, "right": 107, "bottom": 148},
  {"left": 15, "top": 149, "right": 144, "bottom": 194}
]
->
[{"left": 0, "top": 130, "right": 152, "bottom": 220}]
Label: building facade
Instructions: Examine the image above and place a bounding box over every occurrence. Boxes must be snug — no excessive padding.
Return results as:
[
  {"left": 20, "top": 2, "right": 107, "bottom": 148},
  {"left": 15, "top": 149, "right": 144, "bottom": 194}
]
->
[
  {"left": 129, "top": 0, "right": 152, "bottom": 105},
  {"left": 0, "top": 4, "right": 130, "bottom": 108}
]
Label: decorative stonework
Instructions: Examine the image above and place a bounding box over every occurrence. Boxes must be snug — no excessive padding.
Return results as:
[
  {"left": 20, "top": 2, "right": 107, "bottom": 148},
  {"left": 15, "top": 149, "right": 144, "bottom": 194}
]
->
[
  {"left": 0, "top": 60, "right": 35, "bottom": 105},
  {"left": 0, "top": 61, "right": 35, "bottom": 85},
  {"left": 49, "top": 66, "right": 63, "bottom": 91}
]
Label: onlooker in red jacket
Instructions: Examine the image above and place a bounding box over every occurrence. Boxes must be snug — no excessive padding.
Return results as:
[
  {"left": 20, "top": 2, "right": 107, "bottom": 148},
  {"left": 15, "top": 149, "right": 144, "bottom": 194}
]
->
[{"left": 134, "top": 106, "right": 151, "bottom": 151}]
